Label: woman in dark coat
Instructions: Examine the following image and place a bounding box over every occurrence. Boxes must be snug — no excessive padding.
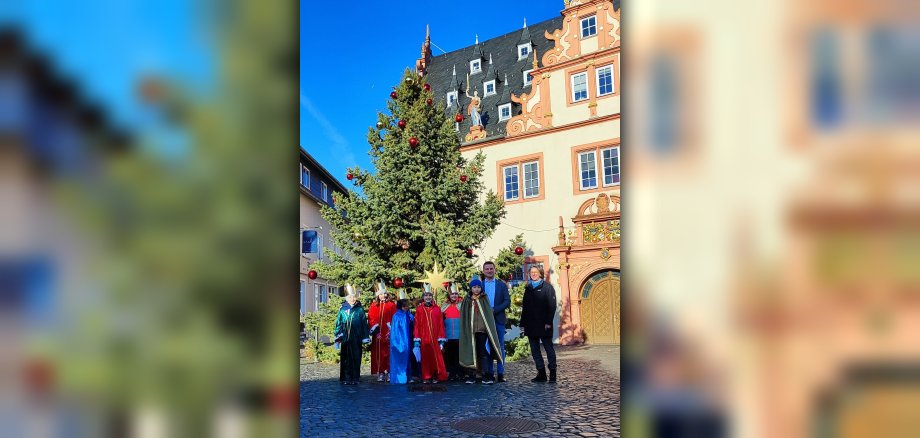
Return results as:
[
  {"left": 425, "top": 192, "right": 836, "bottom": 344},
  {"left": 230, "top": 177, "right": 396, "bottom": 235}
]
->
[{"left": 520, "top": 265, "right": 557, "bottom": 383}]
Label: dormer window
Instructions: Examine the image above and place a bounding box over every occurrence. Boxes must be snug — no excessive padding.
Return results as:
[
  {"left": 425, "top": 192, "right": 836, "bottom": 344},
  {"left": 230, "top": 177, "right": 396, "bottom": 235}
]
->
[
  {"left": 498, "top": 103, "right": 512, "bottom": 121},
  {"left": 446, "top": 91, "right": 458, "bottom": 107},
  {"left": 581, "top": 16, "right": 597, "bottom": 38},
  {"left": 483, "top": 80, "right": 496, "bottom": 96},
  {"left": 523, "top": 69, "right": 533, "bottom": 86},
  {"left": 470, "top": 59, "right": 482, "bottom": 74},
  {"left": 517, "top": 43, "right": 532, "bottom": 60}
]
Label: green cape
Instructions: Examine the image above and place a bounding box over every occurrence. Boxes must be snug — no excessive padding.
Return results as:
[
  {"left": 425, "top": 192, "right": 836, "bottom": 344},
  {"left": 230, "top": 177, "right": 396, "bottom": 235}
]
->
[{"left": 459, "top": 294, "right": 503, "bottom": 369}]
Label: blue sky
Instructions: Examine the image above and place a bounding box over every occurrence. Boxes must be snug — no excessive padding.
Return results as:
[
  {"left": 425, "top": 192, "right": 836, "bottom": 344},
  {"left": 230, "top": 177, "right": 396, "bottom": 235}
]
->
[
  {"left": 300, "top": 1, "right": 564, "bottom": 187},
  {"left": 1, "top": 1, "right": 212, "bottom": 130}
]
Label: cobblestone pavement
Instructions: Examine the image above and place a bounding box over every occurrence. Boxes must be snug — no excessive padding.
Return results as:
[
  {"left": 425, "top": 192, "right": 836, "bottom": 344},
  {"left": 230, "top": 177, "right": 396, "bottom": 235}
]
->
[{"left": 300, "top": 345, "right": 620, "bottom": 437}]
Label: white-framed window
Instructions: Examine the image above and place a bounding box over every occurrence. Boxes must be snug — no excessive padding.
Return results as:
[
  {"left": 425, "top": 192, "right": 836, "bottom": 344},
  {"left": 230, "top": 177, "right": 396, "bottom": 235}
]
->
[
  {"left": 470, "top": 59, "right": 482, "bottom": 74},
  {"left": 522, "top": 160, "right": 540, "bottom": 198},
  {"left": 597, "top": 65, "right": 614, "bottom": 96},
  {"left": 484, "top": 80, "right": 496, "bottom": 96},
  {"left": 300, "top": 280, "right": 306, "bottom": 315},
  {"left": 314, "top": 283, "right": 327, "bottom": 311},
  {"left": 578, "top": 150, "right": 598, "bottom": 190},
  {"left": 581, "top": 16, "right": 597, "bottom": 38},
  {"left": 503, "top": 165, "right": 520, "bottom": 201},
  {"left": 572, "top": 72, "right": 588, "bottom": 102},
  {"left": 301, "top": 165, "right": 310, "bottom": 188},
  {"left": 498, "top": 103, "right": 512, "bottom": 121},
  {"left": 601, "top": 147, "right": 620, "bottom": 186},
  {"left": 517, "top": 43, "right": 531, "bottom": 60},
  {"left": 446, "top": 91, "right": 458, "bottom": 107},
  {"left": 321, "top": 182, "right": 328, "bottom": 202},
  {"left": 523, "top": 69, "right": 533, "bottom": 86}
]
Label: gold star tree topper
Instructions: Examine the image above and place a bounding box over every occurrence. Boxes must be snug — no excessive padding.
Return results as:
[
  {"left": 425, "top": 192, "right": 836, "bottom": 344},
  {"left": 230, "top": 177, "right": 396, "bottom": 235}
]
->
[{"left": 417, "top": 262, "right": 450, "bottom": 291}]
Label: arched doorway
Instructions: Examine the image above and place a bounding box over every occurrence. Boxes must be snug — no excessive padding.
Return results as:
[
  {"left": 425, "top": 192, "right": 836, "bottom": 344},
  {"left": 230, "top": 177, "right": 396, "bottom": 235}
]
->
[{"left": 579, "top": 270, "right": 620, "bottom": 344}]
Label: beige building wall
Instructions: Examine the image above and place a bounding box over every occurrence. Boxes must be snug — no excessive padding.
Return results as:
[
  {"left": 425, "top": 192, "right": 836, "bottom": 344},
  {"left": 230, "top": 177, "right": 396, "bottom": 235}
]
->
[
  {"left": 462, "top": 119, "right": 619, "bottom": 340},
  {"left": 299, "top": 191, "right": 341, "bottom": 315}
]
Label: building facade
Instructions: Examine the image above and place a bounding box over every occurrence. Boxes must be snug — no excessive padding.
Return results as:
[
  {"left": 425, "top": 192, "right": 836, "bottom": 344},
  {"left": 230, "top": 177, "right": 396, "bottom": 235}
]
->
[
  {"left": 419, "top": 0, "right": 621, "bottom": 345},
  {"left": 299, "top": 148, "right": 348, "bottom": 316}
]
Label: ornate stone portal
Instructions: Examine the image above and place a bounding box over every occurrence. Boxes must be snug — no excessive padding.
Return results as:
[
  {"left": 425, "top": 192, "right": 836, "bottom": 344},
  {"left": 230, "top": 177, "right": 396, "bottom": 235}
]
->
[{"left": 553, "top": 192, "right": 620, "bottom": 344}]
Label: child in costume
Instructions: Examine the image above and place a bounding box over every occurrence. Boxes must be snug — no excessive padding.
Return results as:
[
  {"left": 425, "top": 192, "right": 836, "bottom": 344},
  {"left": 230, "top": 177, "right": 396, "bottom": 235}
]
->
[
  {"left": 413, "top": 286, "right": 448, "bottom": 383},
  {"left": 459, "top": 278, "right": 503, "bottom": 385},
  {"left": 441, "top": 285, "right": 463, "bottom": 381},
  {"left": 368, "top": 281, "right": 396, "bottom": 382},
  {"left": 334, "top": 285, "right": 370, "bottom": 385},
  {"left": 388, "top": 299, "right": 412, "bottom": 384}
]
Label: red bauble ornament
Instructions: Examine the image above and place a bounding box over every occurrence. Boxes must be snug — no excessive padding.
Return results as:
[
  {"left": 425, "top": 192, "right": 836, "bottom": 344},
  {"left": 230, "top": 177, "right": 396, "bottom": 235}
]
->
[
  {"left": 455, "top": 114, "right": 464, "bottom": 123},
  {"left": 409, "top": 137, "right": 419, "bottom": 148},
  {"left": 515, "top": 246, "right": 524, "bottom": 255},
  {"left": 442, "top": 281, "right": 451, "bottom": 289},
  {"left": 390, "top": 91, "right": 397, "bottom": 99},
  {"left": 346, "top": 172, "right": 354, "bottom": 181},
  {"left": 466, "top": 248, "right": 474, "bottom": 257},
  {"left": 308, "top": 270, "right": 318, "bottom": 280},
  {"left": 424, "top": 83, "right": 431, "bottom": 92},
  {"left": 398, "top": 120, "right": 407, "bottom": 129},
  {"left": 426, "top": 98, "right": 432, "bottom": 106},
  {"left": 460, "top": 175, "right": 468, "bottom": 183},
  {"left": 393, "top": 278, "right": 404, "bottom": 288}
]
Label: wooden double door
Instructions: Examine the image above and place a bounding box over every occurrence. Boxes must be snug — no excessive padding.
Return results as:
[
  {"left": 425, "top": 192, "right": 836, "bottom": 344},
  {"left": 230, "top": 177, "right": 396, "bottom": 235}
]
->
[{"left": 580, "top": 270, "right": 620, "bottom": 345}]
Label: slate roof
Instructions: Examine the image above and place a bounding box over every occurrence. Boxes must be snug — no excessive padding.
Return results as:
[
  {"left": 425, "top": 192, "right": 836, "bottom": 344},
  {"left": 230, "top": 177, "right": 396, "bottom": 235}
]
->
[{"left": 424, "top": 16, "right": 564, "bottom": 143}]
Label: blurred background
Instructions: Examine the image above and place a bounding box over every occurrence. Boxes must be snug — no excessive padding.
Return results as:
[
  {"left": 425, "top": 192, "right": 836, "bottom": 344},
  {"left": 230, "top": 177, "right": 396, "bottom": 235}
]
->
[
  {"left": 626, "top": 0, "right": 920, "bottom": 436},
  {"left": 3, "top": 0, "right": 920, "bottom": 436},
  {"left": 0, "top": 1, "right": 297, "bottom": 437}
]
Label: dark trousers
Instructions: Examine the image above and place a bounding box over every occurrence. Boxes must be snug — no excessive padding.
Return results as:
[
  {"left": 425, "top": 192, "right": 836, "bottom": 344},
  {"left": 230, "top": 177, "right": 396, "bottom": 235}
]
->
[
  {"left": 528, "top": 335, "right": 557, "bottom": 370},
  {"left": 443, "top": 339, "right": 460, "bottom": 377},
  {"left": 339, "top": 342, "right": 362, "bottom": 382},
  {"left": 408, "top": 346, "right": 420, "bottom": 379},
  {"left": 472, "top": 332, "right": 489, "bottom": 376}
]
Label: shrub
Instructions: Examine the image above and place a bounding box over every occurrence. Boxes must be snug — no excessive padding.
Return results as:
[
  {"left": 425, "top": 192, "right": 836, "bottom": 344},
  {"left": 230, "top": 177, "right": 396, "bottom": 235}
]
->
[{"left": 505, "top": 335, "right": 532, "bottom": 362}]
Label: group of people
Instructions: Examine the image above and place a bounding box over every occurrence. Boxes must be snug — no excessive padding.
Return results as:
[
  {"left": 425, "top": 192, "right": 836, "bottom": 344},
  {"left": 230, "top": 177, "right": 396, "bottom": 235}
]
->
[{"left": 334, "top": 261, "right": 559, "bottom": 386}]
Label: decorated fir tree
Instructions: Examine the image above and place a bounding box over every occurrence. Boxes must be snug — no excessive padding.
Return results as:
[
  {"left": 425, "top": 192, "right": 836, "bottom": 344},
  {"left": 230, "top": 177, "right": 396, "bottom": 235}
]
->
[{"left": 313, "top": 69, "right": 505, "bottom": 304}]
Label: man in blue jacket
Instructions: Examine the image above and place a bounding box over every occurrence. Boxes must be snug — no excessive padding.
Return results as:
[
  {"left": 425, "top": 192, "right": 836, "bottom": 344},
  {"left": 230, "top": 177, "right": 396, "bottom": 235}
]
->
[{"left": 481, "top": 261, "right": 510, "bottom": 382}]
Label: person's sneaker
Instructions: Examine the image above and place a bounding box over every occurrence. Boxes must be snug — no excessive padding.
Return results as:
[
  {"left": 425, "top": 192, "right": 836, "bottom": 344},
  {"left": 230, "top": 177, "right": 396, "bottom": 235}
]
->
[
  {"left": 376, "top": 373, "right": 384, "bottom": 382},
  {"left": 385, "top": 372, "right": 390, "bottom": 382},
  {"left": 483, "top": 378, "right": 494, "bottom": 385},
  {"left": 497, "top": 374, "right": 506, "bottom": 383},
  {"left": 465, "top": 377, "right": 476, "bottom": 384}
]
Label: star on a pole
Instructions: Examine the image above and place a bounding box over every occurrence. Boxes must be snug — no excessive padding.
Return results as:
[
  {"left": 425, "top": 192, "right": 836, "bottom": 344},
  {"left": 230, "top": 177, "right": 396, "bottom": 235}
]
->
[{"left": 417, "top": 262, "right": 450, "bottom": 291}]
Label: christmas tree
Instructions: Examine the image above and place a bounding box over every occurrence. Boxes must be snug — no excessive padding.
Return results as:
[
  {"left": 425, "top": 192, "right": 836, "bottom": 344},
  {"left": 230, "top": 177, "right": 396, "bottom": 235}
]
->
[{"left": 313, "top": 69, "right": 505, "bottom": 302}]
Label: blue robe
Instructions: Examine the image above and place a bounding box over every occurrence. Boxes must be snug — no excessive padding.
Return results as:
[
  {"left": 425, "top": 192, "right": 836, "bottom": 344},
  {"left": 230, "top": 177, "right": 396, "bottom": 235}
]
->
[{"left": 389, "top": 309, "right": 412, "bottom": 384}]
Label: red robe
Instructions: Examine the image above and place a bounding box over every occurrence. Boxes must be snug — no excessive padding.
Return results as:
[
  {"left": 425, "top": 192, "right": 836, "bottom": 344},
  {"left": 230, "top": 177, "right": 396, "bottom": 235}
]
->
[
  {"left": 368, "top": 300, "right": 396, "bottom": 374},
  {"left": 413, "top": 303, "right": 448, "bottom": 381}
]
